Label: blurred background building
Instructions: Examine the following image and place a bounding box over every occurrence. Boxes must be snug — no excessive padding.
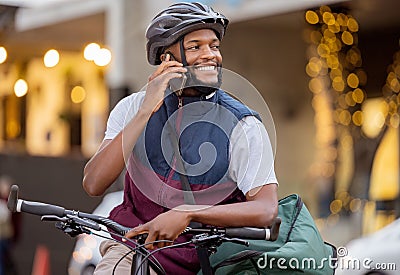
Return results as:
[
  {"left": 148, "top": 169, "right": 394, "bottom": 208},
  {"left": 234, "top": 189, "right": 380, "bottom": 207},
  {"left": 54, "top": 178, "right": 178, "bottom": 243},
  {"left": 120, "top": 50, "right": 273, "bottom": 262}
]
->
[{"left": 0, "top": 0, "right": 399, "bottom": 273}]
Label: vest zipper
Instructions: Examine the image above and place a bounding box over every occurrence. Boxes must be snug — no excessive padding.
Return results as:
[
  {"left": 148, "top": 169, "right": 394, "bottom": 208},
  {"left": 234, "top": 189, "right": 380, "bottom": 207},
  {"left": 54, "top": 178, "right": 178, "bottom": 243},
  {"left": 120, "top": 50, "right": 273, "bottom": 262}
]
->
[
  {"left": 178, "top": 96, "right": 183, "bottom": 108},
  {"left": 165, "top": 97, "right": 184, "bottom": 185}
]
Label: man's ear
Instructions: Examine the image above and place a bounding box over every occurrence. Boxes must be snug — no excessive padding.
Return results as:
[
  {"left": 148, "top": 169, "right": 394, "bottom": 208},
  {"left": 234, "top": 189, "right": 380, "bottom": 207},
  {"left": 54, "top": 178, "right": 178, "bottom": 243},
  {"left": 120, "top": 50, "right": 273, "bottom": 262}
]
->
[{"left": 160, "top": 53, "right": 166, "bottom": 62}]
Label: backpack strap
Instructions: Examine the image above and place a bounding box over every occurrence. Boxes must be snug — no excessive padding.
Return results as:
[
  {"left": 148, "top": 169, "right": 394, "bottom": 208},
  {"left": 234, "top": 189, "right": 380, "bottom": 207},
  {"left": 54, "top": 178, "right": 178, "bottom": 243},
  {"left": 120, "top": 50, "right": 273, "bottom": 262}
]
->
[{"left": 285, "top": 196, "right": 303, "bottom": 242}]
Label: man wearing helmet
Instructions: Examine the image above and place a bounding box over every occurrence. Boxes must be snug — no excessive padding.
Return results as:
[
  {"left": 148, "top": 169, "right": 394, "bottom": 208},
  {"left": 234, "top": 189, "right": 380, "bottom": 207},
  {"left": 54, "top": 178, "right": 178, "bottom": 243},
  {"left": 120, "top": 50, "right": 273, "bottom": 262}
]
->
[{"left": 83, "top": 2, "right": 278, "bottom": 274}]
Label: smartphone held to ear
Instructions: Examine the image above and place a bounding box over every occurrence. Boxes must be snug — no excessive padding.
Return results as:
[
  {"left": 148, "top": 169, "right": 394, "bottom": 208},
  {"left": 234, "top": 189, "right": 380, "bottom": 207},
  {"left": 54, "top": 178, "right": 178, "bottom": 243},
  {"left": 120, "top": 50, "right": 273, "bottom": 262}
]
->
[{"left": 162, "top": 52, "right": 187, "bottom": 95}]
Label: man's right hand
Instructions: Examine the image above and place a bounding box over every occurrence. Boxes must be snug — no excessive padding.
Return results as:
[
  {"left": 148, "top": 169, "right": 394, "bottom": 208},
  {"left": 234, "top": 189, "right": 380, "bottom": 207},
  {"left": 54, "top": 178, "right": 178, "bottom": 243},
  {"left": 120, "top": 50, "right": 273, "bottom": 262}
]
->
[{"left": 141, "top": 53, "right": 187, "bottom": 114}]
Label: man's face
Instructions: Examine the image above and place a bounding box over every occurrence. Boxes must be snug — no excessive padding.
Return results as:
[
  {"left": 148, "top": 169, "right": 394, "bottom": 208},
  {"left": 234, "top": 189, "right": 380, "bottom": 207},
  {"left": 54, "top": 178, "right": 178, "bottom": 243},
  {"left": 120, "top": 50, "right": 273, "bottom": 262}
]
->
[{"left": 167, "top": 29, "right": 222, "bottom": 85}]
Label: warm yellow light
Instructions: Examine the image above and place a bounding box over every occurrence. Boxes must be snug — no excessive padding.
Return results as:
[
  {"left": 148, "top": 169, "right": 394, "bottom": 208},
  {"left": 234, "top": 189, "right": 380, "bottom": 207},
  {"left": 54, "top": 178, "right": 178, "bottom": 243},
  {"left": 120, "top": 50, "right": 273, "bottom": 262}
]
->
[
  {"left": 332, "top": 76, "right": 345, "bottom": 92},
  {"left": 352, "top": 88, "right": 365, "bottom": 103},
  {"left": 330, "top": 200, "right": 342, "bottom": 214},
  {"left": 341, "top": 31, "right": 354, "bottom": 45},
  {"left": 326, "top": 55, "right": 339, "bottom": 69},
  {"left": 0, "top": 46, "right": 7, "bottom": 64},
  {"left": 44, "top": 49, "right": 60, "bottom": 67},
  {"left": 336, "top": 190, "right": 350, "bottom": 202},
  {"left": 370, "top": 127, "right": 399, "bottom": 201},
  {"left": 330, "top": 68, "right": 342, "bottom": 80},
  {"left": 317, "top": 43, "right": 330, "bottom": 58},
  {"left": 352, "top": 110, "right": 363, "bottom": 126},
  {"left": 71, "top": 86, "right": 86, "bottom": 103},
  {"left": 310, "top": 31, "right": 322, "bottom": 44},
  {"left": 362, "top": 98, "right": 387, "bottom": 138},
  {"left": 389, "top": 77, "right": 400, "bottom": 92},
  {"left": 336, "top": 13, "right": 348, "bottom": 27},
  {"left": 328, "top": 22, "right": 340, "bottom": 33},
  {"left": 347, "top": 73, "right": 359, "bottom": 88},
  {"left": 346, "top": 49, "right": 361, "bottom": 66},
  {"left": 308, "top": 78, "right": 323, "bottom": 93},
  {"left": 390, "top": 113, "right": 399, "bottom": 128},
  {"left": 356, "top": 69, "right": 367, "bottom": 86},
  {"left": 345, "top": 92, "right": 356, "bottom": 106},
  {"left": 339, "top": 110, "right": 351, "bottom": 125},
  {"left": 327, "top": 41, "right": 340, "bottom": 53},
  {"left": 319, "top": 5, "right": 331, "bottom": 13},
  {"left": 306, "top": 59, "right": 322, "bottom": 77},
  {"left": 6, "top": 120, "right": 20, "bottom": 139},
  {"left": 347, "top": 18, "right": 359, "bottom": 32},
  {"left": 305, "top": 10, "right": 319, "bottom": 24},
  {"left": 14, "top": 79, "right": 28, "bottom": 97},
  {"left": 94, "top": 48, "right": 112, "bottom": 67},
  {"left": 394, "top": 64, "right": 400, "bottom": 77},
  {"left": 323, "top": 29, "right": 335, "bottom": 41},
  {"left": 338, "top": 95, "right": 347, "bottom": 109},
  {"left": 322, "top": 12, "right": 335, "bottom": 25},
  {"left": 84, "top": 43, "right": 100, "bottom": 61}
]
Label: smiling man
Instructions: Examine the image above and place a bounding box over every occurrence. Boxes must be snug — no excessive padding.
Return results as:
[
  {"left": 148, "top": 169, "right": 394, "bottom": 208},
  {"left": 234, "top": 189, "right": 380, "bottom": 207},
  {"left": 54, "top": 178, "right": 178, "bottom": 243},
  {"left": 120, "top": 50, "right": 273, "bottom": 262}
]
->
[{"left": 83, "top": 2, "right": 279, "bottom": 274}]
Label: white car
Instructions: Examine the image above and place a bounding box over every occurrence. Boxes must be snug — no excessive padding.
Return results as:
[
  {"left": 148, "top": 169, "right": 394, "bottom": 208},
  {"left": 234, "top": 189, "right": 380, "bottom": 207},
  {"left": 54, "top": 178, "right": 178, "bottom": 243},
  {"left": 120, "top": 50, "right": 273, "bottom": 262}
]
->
[
  {"left": 336, "top": 218, "right": 400, "bottom": 275},
  {"left": 67, "top": 191, "right": 124, "bottom": 275}
]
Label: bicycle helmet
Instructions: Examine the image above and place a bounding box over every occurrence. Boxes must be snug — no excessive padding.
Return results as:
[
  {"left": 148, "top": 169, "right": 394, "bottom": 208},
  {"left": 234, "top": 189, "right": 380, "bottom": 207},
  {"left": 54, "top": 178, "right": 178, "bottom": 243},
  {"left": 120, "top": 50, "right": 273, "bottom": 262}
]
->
[{"left": 146, "top": 2, "right": 229, "bottom": 65}]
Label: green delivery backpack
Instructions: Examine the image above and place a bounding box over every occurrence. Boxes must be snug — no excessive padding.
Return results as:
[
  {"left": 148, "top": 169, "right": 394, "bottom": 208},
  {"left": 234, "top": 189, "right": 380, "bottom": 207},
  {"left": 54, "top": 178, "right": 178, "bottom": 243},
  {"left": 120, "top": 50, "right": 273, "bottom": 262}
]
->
[{"left": 199, "top": 194, "right": 337, "bottom": 274}]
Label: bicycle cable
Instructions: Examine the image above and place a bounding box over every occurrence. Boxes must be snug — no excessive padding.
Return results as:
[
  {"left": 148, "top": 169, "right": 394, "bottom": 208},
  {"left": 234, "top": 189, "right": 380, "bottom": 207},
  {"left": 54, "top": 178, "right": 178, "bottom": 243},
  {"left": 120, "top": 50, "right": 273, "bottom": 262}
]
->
[
  {"left": 134, "top": 240, "right": 193, "bottom": 275},
  {"left": 106, "top": 231, "right": 172, "bottom": 275},
  {"left": 111, "top": 239, "right": 173, "bottom": 275},
  {"left": 90, "top": 227, "right": 167, "bottom": 274}
]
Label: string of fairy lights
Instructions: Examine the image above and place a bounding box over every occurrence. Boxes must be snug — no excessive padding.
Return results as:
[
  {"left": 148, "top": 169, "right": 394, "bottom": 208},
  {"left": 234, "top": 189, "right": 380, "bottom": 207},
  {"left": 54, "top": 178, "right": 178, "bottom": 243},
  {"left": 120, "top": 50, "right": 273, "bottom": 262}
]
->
[
  {"left": 383, "top": 50, "right": 400, "bottom": 128},
  {"left": 303, "top": 5, "right": 367, "bottom": 229},
  {"left": 304, "top": 5, "right": 400, "bottom": 228},
  {"left": 304, "top": 5, "right": 365, "bottom": 223}
]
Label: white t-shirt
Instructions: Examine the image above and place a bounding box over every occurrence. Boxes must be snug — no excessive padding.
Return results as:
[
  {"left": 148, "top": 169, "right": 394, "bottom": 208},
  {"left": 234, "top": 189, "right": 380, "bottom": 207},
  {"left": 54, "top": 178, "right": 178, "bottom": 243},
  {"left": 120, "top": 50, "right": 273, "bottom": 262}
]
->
[{"left": 104, "top": 91, "right": 278, "bottom": 195}]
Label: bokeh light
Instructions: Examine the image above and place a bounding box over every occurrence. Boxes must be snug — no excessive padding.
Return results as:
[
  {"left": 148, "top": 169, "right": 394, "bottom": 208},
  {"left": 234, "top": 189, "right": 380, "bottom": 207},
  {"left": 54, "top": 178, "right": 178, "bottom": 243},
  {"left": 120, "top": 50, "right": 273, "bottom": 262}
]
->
[
  {"left": 0, "top": 46, "right": 7, "bottom": 64},
  {"left": 44, "top": 49, "right": 60, "bottom": 67},
  {"left": 14, "top": 79, "right": 28, "bottom": 97}
]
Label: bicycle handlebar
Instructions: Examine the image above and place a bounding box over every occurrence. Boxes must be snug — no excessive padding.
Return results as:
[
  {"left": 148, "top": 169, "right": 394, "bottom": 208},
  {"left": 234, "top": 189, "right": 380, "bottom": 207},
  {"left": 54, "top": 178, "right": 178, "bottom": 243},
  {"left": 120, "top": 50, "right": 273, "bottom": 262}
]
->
[
  {"left": 7, "top": 185, "right": 280, "bottom": 242},
  {"left": 7, "top": 185, "right": 131, "bottom": 235},
  {"left": 8, "top": 184, "right": 66, "bottom": 217}
]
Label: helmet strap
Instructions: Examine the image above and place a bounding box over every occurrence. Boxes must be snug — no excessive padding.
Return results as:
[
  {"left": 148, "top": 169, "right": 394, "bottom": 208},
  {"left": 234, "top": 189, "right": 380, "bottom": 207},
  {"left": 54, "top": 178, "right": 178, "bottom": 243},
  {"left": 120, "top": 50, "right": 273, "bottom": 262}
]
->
[{"left": 179, "top": 38, "right": 188, "bottom": 66}]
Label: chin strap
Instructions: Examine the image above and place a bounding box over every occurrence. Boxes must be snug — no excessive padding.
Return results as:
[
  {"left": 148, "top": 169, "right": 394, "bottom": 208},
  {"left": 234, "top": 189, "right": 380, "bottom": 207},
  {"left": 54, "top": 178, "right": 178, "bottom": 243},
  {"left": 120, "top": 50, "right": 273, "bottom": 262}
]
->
[{"left": 179, "top": 38, "right": 188, "bottom": 66}]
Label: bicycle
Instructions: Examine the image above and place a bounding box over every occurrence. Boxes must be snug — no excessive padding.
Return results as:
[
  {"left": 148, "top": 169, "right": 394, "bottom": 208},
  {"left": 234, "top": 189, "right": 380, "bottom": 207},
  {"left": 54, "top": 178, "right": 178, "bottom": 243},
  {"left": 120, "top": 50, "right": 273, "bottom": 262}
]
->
[{"left": 7, "top": 185, "right": 281, "bottom": 275}]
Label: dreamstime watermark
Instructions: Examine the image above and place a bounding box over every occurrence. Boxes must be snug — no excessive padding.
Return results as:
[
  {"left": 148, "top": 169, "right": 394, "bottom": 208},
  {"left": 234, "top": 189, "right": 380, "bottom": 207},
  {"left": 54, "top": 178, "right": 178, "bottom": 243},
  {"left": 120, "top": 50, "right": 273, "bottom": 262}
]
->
[{"left": 256, "top": 246, "right": 397, "bottom": 271}]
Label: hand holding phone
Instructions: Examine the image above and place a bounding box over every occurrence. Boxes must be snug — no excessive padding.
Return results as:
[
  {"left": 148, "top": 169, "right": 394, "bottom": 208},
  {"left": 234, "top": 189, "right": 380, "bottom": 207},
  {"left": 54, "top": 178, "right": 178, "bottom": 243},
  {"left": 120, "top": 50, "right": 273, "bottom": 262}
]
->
[
  {"left": 142, "top": 52, "right": 187, "bottom": 114},
  {"left": 163, "top": 52, "right": 187, "bottom": 95}
]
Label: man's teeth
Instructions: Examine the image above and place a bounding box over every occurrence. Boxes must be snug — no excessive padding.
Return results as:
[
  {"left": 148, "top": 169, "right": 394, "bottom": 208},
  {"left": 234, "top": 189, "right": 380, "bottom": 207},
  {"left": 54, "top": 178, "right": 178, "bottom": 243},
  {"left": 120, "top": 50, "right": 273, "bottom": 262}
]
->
[{"left": 195, "top": 66, "right": 215, "bottom": 71}]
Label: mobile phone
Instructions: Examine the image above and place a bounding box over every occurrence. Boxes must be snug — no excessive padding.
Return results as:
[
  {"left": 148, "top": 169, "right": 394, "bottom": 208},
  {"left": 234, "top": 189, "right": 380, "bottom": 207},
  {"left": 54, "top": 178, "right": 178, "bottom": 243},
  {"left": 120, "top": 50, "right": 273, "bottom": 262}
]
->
[{"left": 164, "top": 52, "right": 187, "bottom": 95}]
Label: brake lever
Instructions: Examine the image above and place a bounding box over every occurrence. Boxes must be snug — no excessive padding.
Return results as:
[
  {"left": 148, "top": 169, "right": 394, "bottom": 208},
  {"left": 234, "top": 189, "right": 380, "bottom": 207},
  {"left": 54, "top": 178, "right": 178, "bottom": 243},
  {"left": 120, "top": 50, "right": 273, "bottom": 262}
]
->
[
  {"left": 41, "top": 215, "right": 68, "bottom": 222},
  {"left": 68, "top": 215, "right": 101, "bottom": 231},
  {"left": 41, "top": 214, "right": 99, "bottom": 237},
  {"left": 55, "top": 221, "right": 91, "bottom": 237},
  {"left": 221, "top": 237, "right": 249, "bottom": 247}
]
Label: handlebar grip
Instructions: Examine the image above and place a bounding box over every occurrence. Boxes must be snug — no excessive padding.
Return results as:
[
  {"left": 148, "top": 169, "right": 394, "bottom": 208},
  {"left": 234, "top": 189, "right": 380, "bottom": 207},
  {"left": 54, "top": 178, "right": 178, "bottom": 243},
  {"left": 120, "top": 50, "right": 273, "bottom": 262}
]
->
[
  {"left": 225, "top": 227, "right": 269, "bottom": 240},
  {"left": 19, "top": 200, "right": 66, "bottom": 217},
  {"left": 225, "top": 217, "right": 281, "bottom": 241},
  {"left": 7, "top": 185, "right": 19, "bottom": 212},
  {"left": 7, "top": 185, "right": 66, "bottom": 217}
]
